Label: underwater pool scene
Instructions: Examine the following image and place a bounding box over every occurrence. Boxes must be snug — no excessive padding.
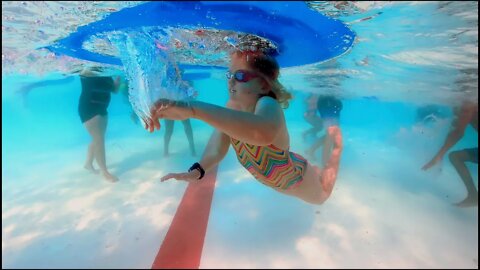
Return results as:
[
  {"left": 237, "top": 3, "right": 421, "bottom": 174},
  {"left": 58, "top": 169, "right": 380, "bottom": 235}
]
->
[{"left": 2, "top": 1, "right": 478, "bottom": 269}]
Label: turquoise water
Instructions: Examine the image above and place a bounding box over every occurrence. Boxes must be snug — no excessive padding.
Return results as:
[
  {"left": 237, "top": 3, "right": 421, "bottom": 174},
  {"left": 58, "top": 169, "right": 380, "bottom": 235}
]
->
[{"left": 2, "top": 1, "right": 478, "bottom": 268}]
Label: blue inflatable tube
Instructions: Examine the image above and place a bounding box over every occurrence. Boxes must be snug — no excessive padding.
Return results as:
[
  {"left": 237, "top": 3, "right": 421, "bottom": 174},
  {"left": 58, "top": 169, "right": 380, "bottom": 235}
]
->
[
  {"left": 182, "top": 72, "right": 211, "bottom": 81},
  {"left": 46, "top": 1, "right": 355, "bottom": 68}
]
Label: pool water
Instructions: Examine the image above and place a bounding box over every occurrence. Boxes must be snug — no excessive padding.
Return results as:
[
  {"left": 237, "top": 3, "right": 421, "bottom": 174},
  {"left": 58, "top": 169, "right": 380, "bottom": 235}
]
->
[{"left": 2, "top": 1, "right": 478, "bottom": 268}]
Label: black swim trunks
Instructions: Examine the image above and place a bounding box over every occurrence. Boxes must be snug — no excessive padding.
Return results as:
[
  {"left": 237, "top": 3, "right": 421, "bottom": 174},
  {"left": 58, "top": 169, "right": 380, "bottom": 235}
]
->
[
  {"left": 78, "top": 76, "right": 115, "bottom": 123},
  {"left": 464, "top": 147, "right": 479, "bottom": 163}
]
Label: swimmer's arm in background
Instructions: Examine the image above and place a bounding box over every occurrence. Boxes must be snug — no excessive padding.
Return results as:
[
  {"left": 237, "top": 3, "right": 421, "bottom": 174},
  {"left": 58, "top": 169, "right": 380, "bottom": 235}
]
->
[{"left": 17, "top": 76, "right": 75, "bottom": 96}]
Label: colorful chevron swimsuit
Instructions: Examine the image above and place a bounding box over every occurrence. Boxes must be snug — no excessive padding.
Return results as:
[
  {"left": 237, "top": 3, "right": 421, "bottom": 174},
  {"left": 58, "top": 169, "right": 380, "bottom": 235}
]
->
[{"left": 230, "top": 138, "right": 308, "bottom": 190}]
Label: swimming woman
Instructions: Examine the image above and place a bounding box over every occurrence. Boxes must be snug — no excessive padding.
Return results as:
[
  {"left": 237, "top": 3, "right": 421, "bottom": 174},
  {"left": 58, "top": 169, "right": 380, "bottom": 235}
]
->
[{"left": 145, "top": 51, "right": 343, "bottom": 204}]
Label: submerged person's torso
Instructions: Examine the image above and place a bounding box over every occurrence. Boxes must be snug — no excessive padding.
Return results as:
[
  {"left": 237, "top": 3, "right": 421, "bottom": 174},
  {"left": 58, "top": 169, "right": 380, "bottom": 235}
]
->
[
  {"left": 79, "top": 76, "right": 115, "bottom": 107},
  {"left": 230, "top": 138, "right": 308, "bottom": 190}
]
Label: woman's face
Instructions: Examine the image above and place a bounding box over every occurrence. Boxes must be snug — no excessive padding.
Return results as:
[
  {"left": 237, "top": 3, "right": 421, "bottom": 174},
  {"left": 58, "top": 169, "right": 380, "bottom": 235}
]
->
[{"left": 227, "top": 54, "right": 269, "bottom": 106}]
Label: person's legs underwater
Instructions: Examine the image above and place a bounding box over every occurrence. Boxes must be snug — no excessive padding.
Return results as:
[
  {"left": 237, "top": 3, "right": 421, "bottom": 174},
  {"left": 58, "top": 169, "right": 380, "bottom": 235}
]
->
[
  {"left": 164, "top": 119, "right": 196, "bottom": 156},
  {"left": 84, "top": 142, "right": 98, "bottom": 174},
  {"left": 164, "top": 119, "right": 174, "bottom": 157},
  {"left": 449, "top": 148, "right": 478, "bottom": 207},
  {"left": 181, "top": 119, "right": 196, "bottom": 156},
  {"left": 84, "top": 115, "right": 118, "bottom": 182}
]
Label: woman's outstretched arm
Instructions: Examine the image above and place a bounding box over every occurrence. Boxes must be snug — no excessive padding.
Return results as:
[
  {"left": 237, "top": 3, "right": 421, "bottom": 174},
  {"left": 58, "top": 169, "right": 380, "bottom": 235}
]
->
[{"left": 149, "top": 97, "right": 284, "bottom": 146}]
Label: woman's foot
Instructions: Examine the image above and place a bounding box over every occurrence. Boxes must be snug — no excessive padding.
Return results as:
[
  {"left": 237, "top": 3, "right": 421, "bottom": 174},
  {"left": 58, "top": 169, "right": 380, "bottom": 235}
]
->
[
  {"left": 102, "top": 171, "right": 119, "bottom": 183},
  {"left": 84, "top": 164, "right": 99, "bottom": 174}
]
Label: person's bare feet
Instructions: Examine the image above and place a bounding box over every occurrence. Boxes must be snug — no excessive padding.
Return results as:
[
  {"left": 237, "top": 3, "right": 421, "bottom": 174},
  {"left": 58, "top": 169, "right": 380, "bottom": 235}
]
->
[
  {"left": 454, "top": 194, "right": 478, "bottom": 208},
  {"left": 102, "top": 171, "right": 119, "bottom": 183},
  {"left": 84, "top": 164, "right": 99, "bottom": 174}
]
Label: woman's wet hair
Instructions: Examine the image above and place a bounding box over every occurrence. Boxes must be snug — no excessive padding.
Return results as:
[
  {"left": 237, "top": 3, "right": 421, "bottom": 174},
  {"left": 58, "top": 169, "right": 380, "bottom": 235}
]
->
[{"left": 232, "top": 50, "right": 292, "bottom": 109}]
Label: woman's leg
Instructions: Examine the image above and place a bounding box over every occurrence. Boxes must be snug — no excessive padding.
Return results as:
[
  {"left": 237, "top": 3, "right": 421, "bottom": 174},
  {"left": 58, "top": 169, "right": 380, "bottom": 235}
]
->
[
  {"left": 164, "top": 119, "right": 174, "bottom": 157},
  {"left": 84, "top": 142, "right": 98, "bottom": 174},
  {"left": 84, "top": 115, "right": 118, "bottom": 182},
  {"left": 320, "top": 126, "right": 343, "bottom": 199},
  {"left": 322, "top": 135, "right": 333, "bottom": 167},
  {"left": 285, "top": 127, "right": 342, "bottom": 205},
  {"left": 182, "top": 119, "right": 196, "bottom": 156},
  {"left": 449, "top": 149, "right": 478, "bottom": 207}
]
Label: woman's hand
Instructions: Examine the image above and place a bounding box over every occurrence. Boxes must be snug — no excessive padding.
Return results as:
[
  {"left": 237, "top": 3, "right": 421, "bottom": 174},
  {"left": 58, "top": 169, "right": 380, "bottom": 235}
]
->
[
  {"left": 160, "top": 170, "right": 201, "bottom": 182},
  {"left": 144, "top": 99, "right": 195, "bottom": 132},
  {"left": 422, "top": 155, "right": 442, "bottom": 171}
]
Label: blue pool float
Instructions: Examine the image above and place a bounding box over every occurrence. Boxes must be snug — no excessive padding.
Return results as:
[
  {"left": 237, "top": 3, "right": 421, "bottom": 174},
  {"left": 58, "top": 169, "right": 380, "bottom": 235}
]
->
[{"left": 45, "top": 1, "right": 355, "bottom": 68}]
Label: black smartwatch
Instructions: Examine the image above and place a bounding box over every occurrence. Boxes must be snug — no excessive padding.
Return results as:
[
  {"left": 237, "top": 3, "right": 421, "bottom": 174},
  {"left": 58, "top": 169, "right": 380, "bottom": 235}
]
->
[{"left": 188, "top": 162, "right": 205, "bottom": 180}]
